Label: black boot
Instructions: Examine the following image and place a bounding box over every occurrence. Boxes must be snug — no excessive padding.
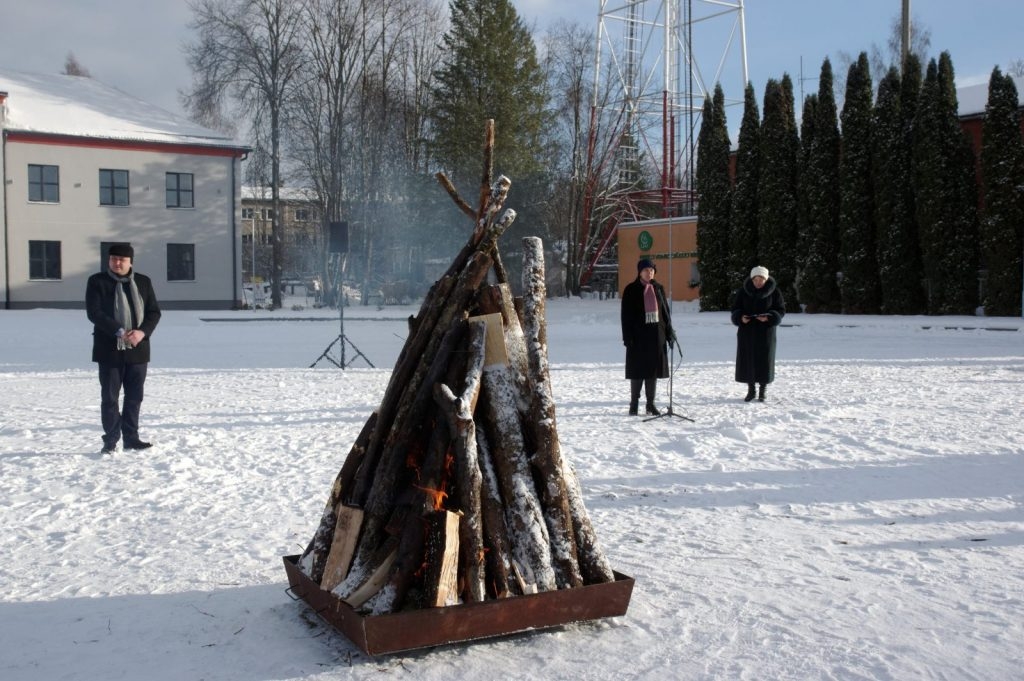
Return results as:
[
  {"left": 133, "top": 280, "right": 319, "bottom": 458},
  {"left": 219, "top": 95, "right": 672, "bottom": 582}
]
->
[
  {"left": 644, "top": 378, "right": 659, "bottom": 415},
  {"left": 758, "top": 384, "right": 766, "bottom": 402},
  {"left": 744, "top": 384, "right": 756, "bottom": 402},
  {"left": 629, "top": 379, "right": 642, "bottom": 415}
]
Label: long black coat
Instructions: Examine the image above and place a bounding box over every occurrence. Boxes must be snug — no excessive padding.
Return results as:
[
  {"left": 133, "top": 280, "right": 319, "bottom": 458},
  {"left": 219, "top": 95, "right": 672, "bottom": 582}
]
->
[
  {"left": 621, "top": 277, "right": 675, "bottom": 379},
  {"left": 86, "top": 270, "right": 161, "bottom": 365},
  {"left": 730, "top": 276, "right": 785, "bottom": 384}
]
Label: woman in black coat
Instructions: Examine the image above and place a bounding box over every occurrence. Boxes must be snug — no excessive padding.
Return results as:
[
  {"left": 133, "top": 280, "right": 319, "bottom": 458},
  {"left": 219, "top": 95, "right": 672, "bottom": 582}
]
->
[
  {"left": 621, "top": 258, "right": 676, "bottom": 415},
  {"left": 730, "top": 265, "right": 785, "bottom": 401}
]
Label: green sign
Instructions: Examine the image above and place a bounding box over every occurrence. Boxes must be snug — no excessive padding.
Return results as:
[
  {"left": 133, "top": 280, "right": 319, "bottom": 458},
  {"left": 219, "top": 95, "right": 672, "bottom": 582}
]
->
[{"left": 637, "top": 230, "right": 653, "bottom": 251}]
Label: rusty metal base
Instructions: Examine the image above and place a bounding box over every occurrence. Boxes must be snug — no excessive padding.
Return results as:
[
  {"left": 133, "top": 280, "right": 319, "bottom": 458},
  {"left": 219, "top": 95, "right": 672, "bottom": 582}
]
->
[{"left": 282, "top": 555, "right": 634, "bottom": 656}]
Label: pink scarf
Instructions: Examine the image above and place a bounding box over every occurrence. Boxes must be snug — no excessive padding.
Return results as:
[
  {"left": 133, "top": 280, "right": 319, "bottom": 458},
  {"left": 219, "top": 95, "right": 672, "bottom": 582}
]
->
[{"left": 644, "top": 283, "right": 659, "bottom": 324}]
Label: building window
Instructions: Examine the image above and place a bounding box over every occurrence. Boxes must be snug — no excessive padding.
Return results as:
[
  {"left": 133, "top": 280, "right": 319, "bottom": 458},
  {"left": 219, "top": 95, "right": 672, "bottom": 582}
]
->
[
  {"left": 295, "top": 208, "right": 310, "bottom": 222},
  {"left": 167, "top": 243, "right": 195, "bottom": 281},
  {"left": 166, "top": 172, "right": 194, "bottom": 208},
  {"left": 28, "top": 164, "right": 60, "bottom": 203},
  {"left": 261, "top": 208, "right": 274, "bottom": 220},
  {"left": 99, "top": 169, "right": 130, "bottom": 206},
  {"left": 242, "top": 207, "right": 255, "bottom": 220},
  {"left": 29, "top": 240, "right": 62, "bottom": 279}
]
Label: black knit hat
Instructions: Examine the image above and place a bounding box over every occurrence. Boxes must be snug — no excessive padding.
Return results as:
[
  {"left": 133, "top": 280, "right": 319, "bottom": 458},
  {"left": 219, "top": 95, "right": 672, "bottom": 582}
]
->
[
  {"left": 637, "top": 258, "right": 656, "bottom": 272},
  {"left": 109, "top": 243, "right": 134, "bottom": 260}
]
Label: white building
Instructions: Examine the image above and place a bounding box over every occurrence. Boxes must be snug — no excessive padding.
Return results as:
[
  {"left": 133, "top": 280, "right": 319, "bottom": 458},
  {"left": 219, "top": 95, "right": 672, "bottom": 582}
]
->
[{"left": 0, "top": 69, "right": 249, "bottom": 310}]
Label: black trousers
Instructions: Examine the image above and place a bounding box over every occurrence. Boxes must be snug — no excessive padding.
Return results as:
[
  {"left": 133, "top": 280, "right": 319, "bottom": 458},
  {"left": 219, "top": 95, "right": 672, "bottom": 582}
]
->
[
  {"left": 630, "top": 377, "right": 657, "bottom": 405},
  {"left": 98, "top": 360, "right": 148, "bottom": 446}
]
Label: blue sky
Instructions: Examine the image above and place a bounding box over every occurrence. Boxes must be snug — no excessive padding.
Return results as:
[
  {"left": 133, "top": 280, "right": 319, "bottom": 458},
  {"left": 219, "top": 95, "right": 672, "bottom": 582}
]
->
[{"left": 1, "top": 0, "right": 1021, "bottom": 123}]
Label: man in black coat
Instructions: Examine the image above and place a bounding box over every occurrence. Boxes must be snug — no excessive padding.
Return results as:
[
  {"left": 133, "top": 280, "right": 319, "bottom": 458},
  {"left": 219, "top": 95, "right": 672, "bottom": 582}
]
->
[
  {"left": 730, "top": 265, "right": 785, "bottom": 402},
  {"left": 621, "top": 258, "right": 677, "bottom": 415},
  {"left": 86, "top": 243, "right": 162, "bottom": 453}
]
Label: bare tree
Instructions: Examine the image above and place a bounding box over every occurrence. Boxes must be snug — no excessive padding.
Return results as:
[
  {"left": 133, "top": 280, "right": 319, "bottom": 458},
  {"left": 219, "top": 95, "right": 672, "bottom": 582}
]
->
[
  {"left": 288, "top": 0, "right": 435, "bottom": 305},
  {"left": 541, "top": 21, "right": 595, "bottom": 296},
  {"left": 396, "top": 1, "right": 445, "bottom": 175},
  {"left": 835, "top": 13, "right": 931, "bottom": 101},
  {"left": 1008, "top": 59, "right": 1024, "bottom": 78},
  {"left": 183, "top": 0, "right": 307, "bottom": 309},
  {"left": 63, "top": 52, "right": 91, "bottom": 77},
  {"left": 287, "top": 0, "right": 368, "bottom": 304}
]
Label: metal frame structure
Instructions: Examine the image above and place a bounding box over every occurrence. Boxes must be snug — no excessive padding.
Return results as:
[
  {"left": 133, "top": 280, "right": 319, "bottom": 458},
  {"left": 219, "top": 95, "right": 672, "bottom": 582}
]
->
[{"left": 578, "top": 0, "right": 749, "bottom": 289}]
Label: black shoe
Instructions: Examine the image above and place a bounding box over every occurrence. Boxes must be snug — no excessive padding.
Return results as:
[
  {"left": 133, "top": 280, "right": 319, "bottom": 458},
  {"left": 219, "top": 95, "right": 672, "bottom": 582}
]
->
[
  {"left": 757, "top": 385, "right": 766, "bottom": 402},
  {"left": 100, "top": 443, "right": 117, "bottom": 454},
  {"left": 124, "top": 440, "right": 153, "bottom": 450},
  {"left": 645, "top": 404, "right": 660, "bottom": 416},
  {"left": 628, "top": 402, "right": 639, "bottom": 416},
  {"left": 744, "top": 384, "right": 756, "bottom": 402}
]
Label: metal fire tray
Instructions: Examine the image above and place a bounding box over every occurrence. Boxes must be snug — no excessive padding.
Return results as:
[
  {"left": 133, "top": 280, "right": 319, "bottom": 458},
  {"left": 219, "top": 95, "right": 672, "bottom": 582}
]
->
[{"left": 282, "top": 554, "right": 634, "bottom": 656}]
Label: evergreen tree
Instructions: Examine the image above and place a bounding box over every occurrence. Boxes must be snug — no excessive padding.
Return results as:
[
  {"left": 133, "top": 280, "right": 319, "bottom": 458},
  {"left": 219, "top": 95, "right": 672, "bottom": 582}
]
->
[
  {"left": 729, "top": 83, "right": 761, "bottom": 287},
  {"left": 797, "top": 93, "right": 818, "bottom": 288},
  {"left": 913, "top": 52, "right": 979, "bottom": 314},
  {"left": 429, "top": 0, "right": 551, "bottom": 281},
  {"left": 757, "top": 76, "right": 800, "bottom": 310},
  {"left": 800, "top": 58, "right": 842, "bottom": 313},
  {"left": 979, "top": 67, "right": 1024, "bottom": 316},
  {"left": 873, "top": 63, "right": 925, "bottom": 314},
  {"left": 431, "top": 0, "right": 548, "bottom": 183},
  {"left": 838, "top": 52, "right": 881, "bottom": 313},
  {"left": 696, "top": 84, "right": 733, "bottom": 310}
]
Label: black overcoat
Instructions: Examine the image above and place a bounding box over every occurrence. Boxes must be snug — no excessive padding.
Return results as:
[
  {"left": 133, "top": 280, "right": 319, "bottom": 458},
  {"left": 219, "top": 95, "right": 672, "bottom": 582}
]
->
[
  {"left": 730, "top": 276, "right": 785, "bottom": 384},
  {"left": 86, "top": 270, "right": 162, "bottom": 365},
  {"left": 621, "top": 277, "right": 675, "bottom": 379}
]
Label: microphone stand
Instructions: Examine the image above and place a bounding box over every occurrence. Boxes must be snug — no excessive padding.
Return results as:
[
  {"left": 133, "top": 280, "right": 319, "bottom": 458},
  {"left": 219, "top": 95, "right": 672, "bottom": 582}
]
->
[
  {"left": 645, "top": 284, "right": 693, "bottom": 422},
  {"left": 644, "top": 341, "right": 693, "bottom": 422}
]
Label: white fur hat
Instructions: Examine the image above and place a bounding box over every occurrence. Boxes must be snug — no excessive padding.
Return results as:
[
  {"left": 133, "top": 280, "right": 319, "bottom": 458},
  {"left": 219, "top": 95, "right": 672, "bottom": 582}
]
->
[{"left": 750, "top": 266, "right": 769, "bottom": 280}]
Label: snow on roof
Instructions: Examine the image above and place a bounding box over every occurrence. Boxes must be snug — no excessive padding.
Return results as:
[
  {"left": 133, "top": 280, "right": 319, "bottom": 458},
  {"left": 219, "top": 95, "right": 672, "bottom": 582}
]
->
[
  {"left": 958, "top": 73, "right": 1024, "bottom": 118},
  {"left": 0, "top": 68, "right": 245, "bottom": 150}
]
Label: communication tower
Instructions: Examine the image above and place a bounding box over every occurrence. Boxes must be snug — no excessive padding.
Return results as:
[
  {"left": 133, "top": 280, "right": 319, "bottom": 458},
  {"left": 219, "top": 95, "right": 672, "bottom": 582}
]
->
[{"left": 578, "top": 0, "right": 749, "bottom": 289}]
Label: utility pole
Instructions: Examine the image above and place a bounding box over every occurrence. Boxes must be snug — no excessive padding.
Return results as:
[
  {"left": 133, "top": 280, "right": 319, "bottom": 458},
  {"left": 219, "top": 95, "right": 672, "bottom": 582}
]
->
[{"left": 901, "top": 0, "right": 911, "bottom": 70}]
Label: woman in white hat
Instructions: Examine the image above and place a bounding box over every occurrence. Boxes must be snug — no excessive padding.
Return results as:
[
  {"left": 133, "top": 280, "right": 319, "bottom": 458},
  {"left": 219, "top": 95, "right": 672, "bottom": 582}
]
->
[{"left": 730, "top": 265, "right": 785, "bottom": 401}]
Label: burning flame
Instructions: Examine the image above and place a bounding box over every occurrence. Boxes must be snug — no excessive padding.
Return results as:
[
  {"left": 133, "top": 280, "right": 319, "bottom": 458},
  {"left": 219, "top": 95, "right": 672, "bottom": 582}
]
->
[{"left": 416, "top": 485, "right": 448, "bottom": 511}]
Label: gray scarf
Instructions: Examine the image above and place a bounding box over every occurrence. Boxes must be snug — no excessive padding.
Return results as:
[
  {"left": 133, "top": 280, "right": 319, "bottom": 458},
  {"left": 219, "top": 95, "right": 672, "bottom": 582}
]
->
[{"left": 108, "top": 269, "right": 145, "bottom": 350}]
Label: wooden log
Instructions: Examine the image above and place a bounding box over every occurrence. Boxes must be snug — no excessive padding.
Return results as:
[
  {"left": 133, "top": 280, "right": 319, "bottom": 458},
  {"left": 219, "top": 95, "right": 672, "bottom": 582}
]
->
[
  {"left": 436, "top": 171, "right": 475, "bottom": 222},
  {"left": 372, "top": 408, "right": 454, "bottom": 613},
  {"left": 477, "top": 119, "right": 495, "bottom": 220},
  {"left": 340, "top": 535, "right": 400, "bottom": 610},
  {"left": 477, "top": 313, "right": 557, "bottom": 592},
  {"left": 521, "top": 236, "right": 583, "bottom": 589},
  {"left": 348, "top": 275, "right": 456, "bottom": 505},
  {"left": 433, "top": 319, "right": 487, "bottom": 603},
  {"left": 351, "top": 312, "right": 469, "bottom": 563},
  {"left": 333, "top": 503, "right": 409, "bottom": 605},
  {"left": 476, "top": 285, "right": 529, "bottom": 410},
  {"left": 423, "top": 510, "right": 461, "bottom": 608},
  {"left": 475, "top": 427, "right": 515, "bottom": 598},
  {"left": 298, "top": 412, "right": 377, "bottom": 582},
  {"left": 319, "top": 505, "right": 365, "bottom": 591},
  {"left": 561, "top": 455, "right": 615, "bottom": 584}
]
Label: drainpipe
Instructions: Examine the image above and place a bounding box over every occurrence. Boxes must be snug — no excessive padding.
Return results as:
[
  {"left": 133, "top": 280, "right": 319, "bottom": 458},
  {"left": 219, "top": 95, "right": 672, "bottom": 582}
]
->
[{"left": 2, "top": 128, "right": 9, "bottom": 310}]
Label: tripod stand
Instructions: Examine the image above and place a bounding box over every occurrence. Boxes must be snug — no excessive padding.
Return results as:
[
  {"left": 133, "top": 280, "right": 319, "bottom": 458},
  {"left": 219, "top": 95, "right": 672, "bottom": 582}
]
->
[
  {"left": 310, "top": 252, "right": 374, "bottom": 369},
  {"left": 644, "top": 335, "right": 693, "bottom": 423}
]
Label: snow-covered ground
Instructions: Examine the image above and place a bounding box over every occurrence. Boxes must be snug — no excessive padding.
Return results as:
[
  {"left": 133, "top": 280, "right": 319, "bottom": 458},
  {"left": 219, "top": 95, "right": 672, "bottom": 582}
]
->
[{"left": 2, "top": 297, "right": 1022, "bottom": 680}]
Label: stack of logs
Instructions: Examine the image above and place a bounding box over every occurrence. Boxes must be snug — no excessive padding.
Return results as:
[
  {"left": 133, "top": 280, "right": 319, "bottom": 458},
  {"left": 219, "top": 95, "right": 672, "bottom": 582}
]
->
[{"left": 298, "top": 122, "right": 614, "bottom": 614}]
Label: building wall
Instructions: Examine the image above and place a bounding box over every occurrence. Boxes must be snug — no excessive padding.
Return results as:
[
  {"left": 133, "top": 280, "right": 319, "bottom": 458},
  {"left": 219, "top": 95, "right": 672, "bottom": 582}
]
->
[
  {"left": 617, "top": 217, "right": 700, "bottom": 302},
  {"left": 239, "top": 196, "right": 322, "bottom": 284},
  {"left": 3, "top": 137, "right": 242, "bottom": 309}
]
